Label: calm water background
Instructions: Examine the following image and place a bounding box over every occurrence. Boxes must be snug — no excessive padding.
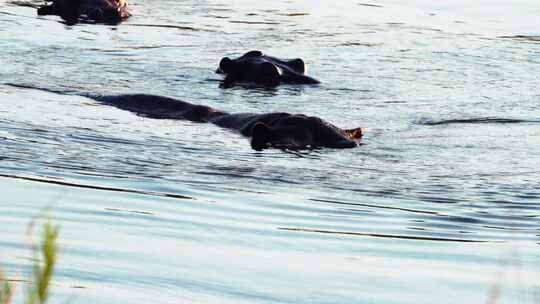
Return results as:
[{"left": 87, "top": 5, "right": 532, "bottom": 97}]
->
[{"left": 1, "top": 0, "right": 540, "bottom": 303}]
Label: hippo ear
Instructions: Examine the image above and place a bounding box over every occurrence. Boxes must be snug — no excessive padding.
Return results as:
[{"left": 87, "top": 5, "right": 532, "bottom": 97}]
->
[
  {"left": 250, "top": 122, "right": 274, "bottom": 150},
  {"left": 218, "top": 57, "right": 235, "bottom": 74},
  {"left": 287, "top": 58, "right": 306, "bottom": 74},
  {"left": 243, "top": 50, "right": 263, "bottom": 57},
  {"left": 345, "top": 128, "right": 363, "bottom": 139}
]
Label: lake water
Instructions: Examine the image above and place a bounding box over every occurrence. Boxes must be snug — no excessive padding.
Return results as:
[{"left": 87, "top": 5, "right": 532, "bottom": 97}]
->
[{"left": 1, "top": 0, "right": 539, "bottom": 303}]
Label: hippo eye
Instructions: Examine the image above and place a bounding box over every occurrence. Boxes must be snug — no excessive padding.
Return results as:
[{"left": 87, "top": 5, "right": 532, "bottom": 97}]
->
[{"left": 243, "top": 50, "right": 263, "bottom": 57}]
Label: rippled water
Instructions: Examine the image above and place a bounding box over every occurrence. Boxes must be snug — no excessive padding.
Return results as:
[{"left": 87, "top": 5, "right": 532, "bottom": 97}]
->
[{"left": 1, "top": 0, "right": 540, "bottom": 303}]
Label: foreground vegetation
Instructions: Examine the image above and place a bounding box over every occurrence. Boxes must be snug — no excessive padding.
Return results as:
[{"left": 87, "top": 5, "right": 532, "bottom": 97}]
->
[{"left": 0, "top": 222, "right": 59, "bottom": 304}]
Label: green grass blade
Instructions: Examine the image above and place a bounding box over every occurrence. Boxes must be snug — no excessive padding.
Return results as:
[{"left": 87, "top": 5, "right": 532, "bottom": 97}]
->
[
  {"left": 25, "top": 221, "right": 59, "bottom": 304},
  {"left": 0, "top": 269, "right": 13, "bottom": 304},
  {"left": 37, "top": 222, "right": 59, "bottom": 303}
]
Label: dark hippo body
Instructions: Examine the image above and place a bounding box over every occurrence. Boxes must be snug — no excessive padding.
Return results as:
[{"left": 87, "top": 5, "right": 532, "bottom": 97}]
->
[
  {"left": 37, "top": 0, "right": 130, "bottom": 24},
  {"left": 213, "top": 113, "right": 362, "bottom": 149},
  {"left": 7, "top": 84, "right": 362, "bottom": 150},
  {"left": 104, "top": 94, "right": 362, "bottom": 150},
  {"left": 217, "top": 51, "right": 321, "bottom": 86}
]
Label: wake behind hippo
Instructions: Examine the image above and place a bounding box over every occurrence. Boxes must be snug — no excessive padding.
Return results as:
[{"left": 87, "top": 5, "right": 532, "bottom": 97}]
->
[
  {"left": 37, "top": 0, "right": 130, "bottom": 24},
  {"left": 217, "top": 51, "right": 321, "bottom": 86},
  {"left": 7, "top": 84, "right": 362, "bottom": 150}
]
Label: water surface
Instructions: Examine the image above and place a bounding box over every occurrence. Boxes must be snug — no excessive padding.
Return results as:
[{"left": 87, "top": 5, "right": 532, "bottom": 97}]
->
[{"left": 1, "top": 0, "right": 539, "bottom": 303}]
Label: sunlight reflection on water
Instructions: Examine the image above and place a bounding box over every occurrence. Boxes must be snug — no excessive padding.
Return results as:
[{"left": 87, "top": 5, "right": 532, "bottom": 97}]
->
[{"left": 0, "top": 0, "right": 539, "bottom": 303}]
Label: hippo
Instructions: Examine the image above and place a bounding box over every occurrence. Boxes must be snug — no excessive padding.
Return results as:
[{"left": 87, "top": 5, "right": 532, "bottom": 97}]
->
[
  {"left": 6, "top": 84, "right": 362, "bottom": 150},
  {"left": 216, "top": 51, "right": 321, "bottom": 86},
  {"left": 37, "top": 0, "right": 130, "bottom": 24},
  {"left": 102, "top": 94, "right": 362, "bottom": 150},
  {"left": 212, "top": 112, "right": 363, "bottom": 150}
]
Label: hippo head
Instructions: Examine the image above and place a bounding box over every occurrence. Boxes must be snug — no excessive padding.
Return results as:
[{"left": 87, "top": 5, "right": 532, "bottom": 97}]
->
[
  {"left": 249, "top": 115, "right": 363, "bottom": 150},
  {"left": 37, "top": 0, "right": 130, "bottom": 24},
  {"left": 217, "top": 51, "right": 320, "bottom": 86},
  {"left": 81, "top": 0, "right": 130, "bottom": 24}
]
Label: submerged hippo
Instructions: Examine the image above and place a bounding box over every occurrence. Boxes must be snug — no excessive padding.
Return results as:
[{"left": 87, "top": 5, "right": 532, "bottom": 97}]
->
[
  {"left": 103, "top": 94, "right": 362, "bottom": 150},
  {"left": 37, "top": 0, "right": 130, "bottom": 24},
  {"left": 216, "top": 51, "right": 321, "bottom": 86},
  {"left": 6, "top": 84, "right": 362, "bottom": 150}
]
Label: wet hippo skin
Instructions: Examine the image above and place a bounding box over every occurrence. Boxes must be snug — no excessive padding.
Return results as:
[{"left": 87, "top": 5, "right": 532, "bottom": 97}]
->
[
  {"left": 37, "top": 0, "right": 130, "bottom": 24},
  {"left": 6, "top": 83, "right": 362, "bottom": 150},
  {"left": 216, "top": 51, "right": 321, "bottom": 86},
  {"left": 103, "top": 94, "right": 363, "bottom": 150}
]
